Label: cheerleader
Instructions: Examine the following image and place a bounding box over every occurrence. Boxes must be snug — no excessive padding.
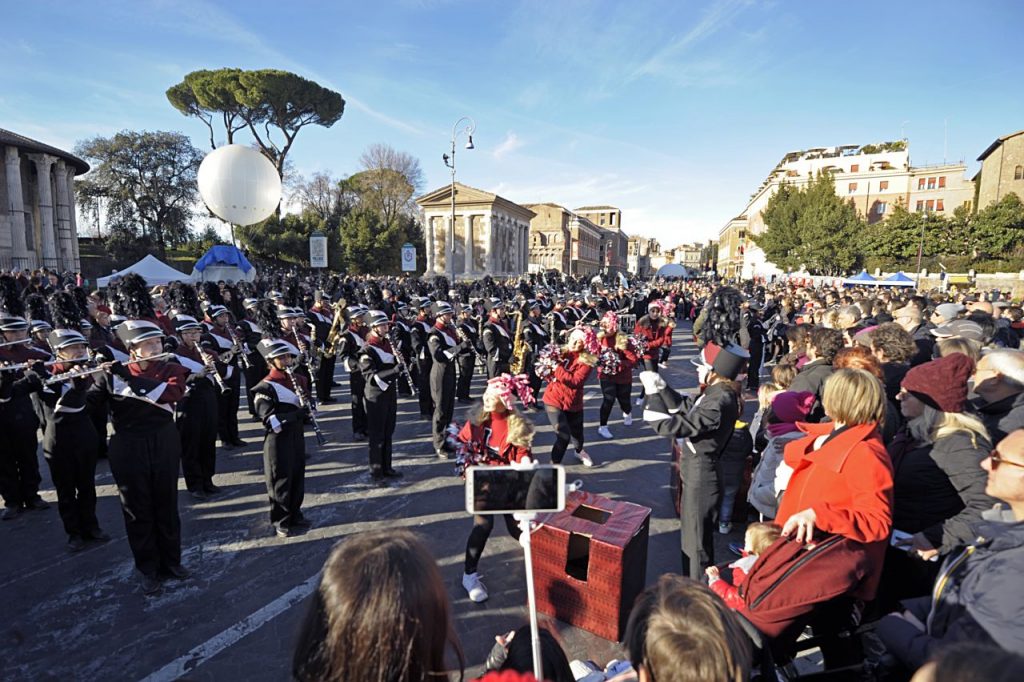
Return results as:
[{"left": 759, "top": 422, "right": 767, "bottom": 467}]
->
[
  {"left": 595, "top": 312, "right": 639, "bottom": 440},
  {"left": 251, "top": 338, "right": 311, "bottom": 537},
  {"left": 456, "top": 374, "right": 536, "bottom": 602},
  {"left": 543, "top": 326, "right": 598, "bottom": 467}
]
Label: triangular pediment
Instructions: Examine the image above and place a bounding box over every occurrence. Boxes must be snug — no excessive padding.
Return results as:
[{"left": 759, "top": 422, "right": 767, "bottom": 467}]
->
[{"left": 416, "top": 182, "right": 497, "bottom": 207}]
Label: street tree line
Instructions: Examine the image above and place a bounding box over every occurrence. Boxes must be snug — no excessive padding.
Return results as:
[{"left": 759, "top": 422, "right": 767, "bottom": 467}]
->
[{"left": 753, "top": 172, "right": 1024, "bottom": 276}]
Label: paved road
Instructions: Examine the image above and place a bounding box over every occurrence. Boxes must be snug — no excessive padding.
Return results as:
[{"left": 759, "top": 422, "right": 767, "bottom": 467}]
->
[{"left": 1, "top": 323, "right": 750, "bottom": 681}]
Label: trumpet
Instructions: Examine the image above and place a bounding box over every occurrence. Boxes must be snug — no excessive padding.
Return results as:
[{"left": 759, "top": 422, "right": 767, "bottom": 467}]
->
[
  {"left": 284, "top": 364, "right": 328, "bottom": 446},
  {"left": 195, "top": 342, "right": 230, "bottom": 394}
]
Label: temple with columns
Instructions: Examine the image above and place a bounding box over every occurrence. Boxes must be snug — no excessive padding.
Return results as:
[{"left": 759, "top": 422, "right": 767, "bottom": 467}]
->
[
  {"left": 0, "top": 128, "right": 89, "bottom": 272},
  {"left": 415, "top": 182, "right": 535, "bottom": 279}
]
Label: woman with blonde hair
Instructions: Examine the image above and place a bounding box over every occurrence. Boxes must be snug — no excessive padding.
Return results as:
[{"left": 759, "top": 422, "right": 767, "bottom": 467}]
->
[
  {"left": 881, "top": 353, "right": 998, "bottom": 603},
  {"left": 292, "top": 529, "right": 463, "bottom": 681},
  {"left": 455, "top": 374, "right": 535, "bottom": 603}
]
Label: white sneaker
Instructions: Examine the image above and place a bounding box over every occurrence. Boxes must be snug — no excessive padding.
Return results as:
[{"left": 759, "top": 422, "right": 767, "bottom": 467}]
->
[
  {"left": 659, "top": 362, "right": 669, "bottom": 369},
  {"left": 598, "top": 426, "right": 613, "bottom": 439},
  {"left": 634, "top": 397, "right": 644, "bottom": 406},
  {"left": 574, "top": 450, "right": 595, "bottom": 467},
  {"left": 462, "top": 572, "right": 488, "bottom": 602},
  {"left": 623, "top": 413, "right": 633, "bottom": 426}
]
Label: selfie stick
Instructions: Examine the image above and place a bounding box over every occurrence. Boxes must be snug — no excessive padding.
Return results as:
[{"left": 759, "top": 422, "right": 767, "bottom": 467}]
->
[{"left": 515, "top": 511, "right": 543, "bottom": 682}]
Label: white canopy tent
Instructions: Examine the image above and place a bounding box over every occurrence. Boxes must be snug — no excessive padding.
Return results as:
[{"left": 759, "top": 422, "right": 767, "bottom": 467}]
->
[
  {"left": 655, "top": 263, "right": 690, "bottom": 278},
  {"left": 97, "top": 254, "right": 193, "bottom": 288}
]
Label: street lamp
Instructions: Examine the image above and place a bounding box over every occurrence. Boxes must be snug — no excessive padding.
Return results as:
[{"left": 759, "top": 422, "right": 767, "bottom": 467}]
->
[
  {"left": 443, "top": 116, "right": 475, "bottom": 282},
  {"left": 915, "top": 208, "right": 928, "bottom": 289}
]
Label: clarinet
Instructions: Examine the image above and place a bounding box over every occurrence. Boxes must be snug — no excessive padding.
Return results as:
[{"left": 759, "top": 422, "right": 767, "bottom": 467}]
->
[
  {"left": 196, "top": 341, "right": 231, "bottom": 394},
  {"left": 228, "top": 324, "right": 253, "bottom": 370},
  {"left": 388, "top": 328, "right": 417, "bottom": 396},
  {"left": 284, "top": 365, "right": 328, "bottom": 446},
  {"left": 292, "top": 328, "right": 320, "bottom": 407}
]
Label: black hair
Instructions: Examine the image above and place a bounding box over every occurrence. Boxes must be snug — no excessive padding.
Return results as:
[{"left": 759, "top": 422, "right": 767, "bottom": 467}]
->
[
  {"left": 500, "top": 626, "right": 574, "bottom": 682},
  {"left": 200, "top": 281, "right": 224, "bottom": 306},
  {"left": 164, "top": 281, "right": 203, "bottom": 319},
  {"left": 112, "top": 273, "right": 154, "bottom": 319},
  {"left": 252, "top": 298, "right": 283, "bottom": 339},
  {"left": 701, "top": 286, "right": 744, "bottom": 347}
]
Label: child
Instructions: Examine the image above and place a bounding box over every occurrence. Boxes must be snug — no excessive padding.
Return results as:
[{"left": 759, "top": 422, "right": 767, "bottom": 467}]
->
[{"left": 705, "top": 522, "right": 782, "bottom": 610}]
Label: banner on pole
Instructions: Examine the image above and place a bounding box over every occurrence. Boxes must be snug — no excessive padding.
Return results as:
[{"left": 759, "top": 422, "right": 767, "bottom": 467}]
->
[
  {"left": 309, "top": 232, "right": 328, "bottom": 268},
  {"left": 401, "top": 243, "right": 417, "bottom": 272}
]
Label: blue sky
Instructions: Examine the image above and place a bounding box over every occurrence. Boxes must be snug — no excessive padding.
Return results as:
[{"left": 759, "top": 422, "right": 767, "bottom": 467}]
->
[{"left": 2, "top": 0, "right": 1022, "bottom": 245}]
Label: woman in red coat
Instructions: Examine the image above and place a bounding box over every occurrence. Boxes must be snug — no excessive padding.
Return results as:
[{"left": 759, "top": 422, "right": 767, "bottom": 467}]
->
[
  {"left": 596, "top": 311, "right": 639, "bottom": 440},
  {"left": 543, "top": 326, "right": 598, "bottom": 466},
  {"left": 456, "top": 374, "right": 535, "bottom": 603},
  {"left": 777, "top": 367, "right": 895, "bottom": 600}
]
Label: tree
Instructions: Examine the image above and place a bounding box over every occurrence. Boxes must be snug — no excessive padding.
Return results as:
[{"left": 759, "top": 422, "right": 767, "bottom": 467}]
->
[
  {"left": 792, "top": 172, "right": 865, "bottom": 275},
  {"left": 166, "top": 68, "right": 345, "bottom": 182},
  {"left": 753, "top": 182, "right": 804, "bottom": 271},
  {"left": 291, "top": 171, "right": 352, "bottom": 226},
  {"left": 355, "top": 143, "right": 425, "bottom": 227},
  {"left": 974, "top": 193, "right": 1024, "bottom": 257},
  {"left": 75, "top": 130, "right": 202, "bottom": 259}
]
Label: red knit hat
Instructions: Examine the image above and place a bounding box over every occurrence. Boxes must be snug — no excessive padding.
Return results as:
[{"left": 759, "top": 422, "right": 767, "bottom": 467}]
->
[{"left": 901, "top": 353, "right": 975, "bottom": 413}]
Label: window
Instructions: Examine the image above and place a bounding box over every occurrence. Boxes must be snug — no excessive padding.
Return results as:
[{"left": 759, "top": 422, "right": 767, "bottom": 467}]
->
[
  {"left": 926, "top": 199, "right": 935, "bottom": 211},
  {"left": 850, "top": 164, "right": 859, "bottom": 172},
  {"left": 879, "top": 180, "right": 889, "bottom": 191},
  {"left": 916, "top": 200, "right": 925, "bottom": 212},
  {"left": 1015, "top": 165, "right": 1023, "bottom": 180},
  {"left": 918, "top": 178, "right": 926, "bottom": 190},
  {"left": 848, "top": 182, "right": 857, "bottom": 193},
  {"left": 600, "top": 216, "right": 606, "bottom": 225},
  {"left": 876, "top": 202, "right": 887, "bottom": 215},
  {"left": 936, "top": 199, "right": 945, "bottom": 211},
  {"left": 927, "top": 177, "right": 936, "bottom": 190},
  {"left": 938, "top": 176, "right": 946, "bottom": 188}
]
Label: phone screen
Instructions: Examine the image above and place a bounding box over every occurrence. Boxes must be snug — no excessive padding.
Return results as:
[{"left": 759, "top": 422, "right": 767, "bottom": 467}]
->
[{"left": 467, "top": 466, "right": 565, "bottom": 514}]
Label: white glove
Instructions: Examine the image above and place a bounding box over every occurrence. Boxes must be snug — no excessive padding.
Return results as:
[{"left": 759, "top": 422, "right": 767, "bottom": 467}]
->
[{"left": 639, "top": 371, "right": 666, "bottom": 394}]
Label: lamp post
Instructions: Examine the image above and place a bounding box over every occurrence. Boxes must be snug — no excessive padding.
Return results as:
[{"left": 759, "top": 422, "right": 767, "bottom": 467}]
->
[
  {"left": 915, "top": 209, "right": 928, "bottom": 290},
  {"left": 442, "top": 116, "right": 475, "bottom": 282}
]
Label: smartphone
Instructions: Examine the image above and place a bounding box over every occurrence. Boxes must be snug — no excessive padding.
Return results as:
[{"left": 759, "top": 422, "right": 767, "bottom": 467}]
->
[{"left": 465, "top": 465, "right": 566, "bottom": 515}]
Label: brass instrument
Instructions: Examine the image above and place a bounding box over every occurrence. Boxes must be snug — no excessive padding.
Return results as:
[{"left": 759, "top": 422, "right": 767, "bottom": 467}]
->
[
  {"left": 292, "top": 328, "right": 320, "bottom": 406},
  {"left": 510, "top": 311, "right": 528, "bottom": 374},
  {"left": 324, "top": 304, "right": 346, "bottom": 358},
  {"left": 284, "top": 364, "right": 328, "bottom": 446},
  {"left": 196, "top": 341, "right": 230, "bottom": 394},
  {"left": 387, "top": 327, "right": 417, "bottom": 397}
]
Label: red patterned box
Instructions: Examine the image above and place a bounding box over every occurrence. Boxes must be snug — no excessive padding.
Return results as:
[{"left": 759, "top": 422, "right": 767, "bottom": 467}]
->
[{"left": 531, "top": 491, "right": 651, "bottom": 641}]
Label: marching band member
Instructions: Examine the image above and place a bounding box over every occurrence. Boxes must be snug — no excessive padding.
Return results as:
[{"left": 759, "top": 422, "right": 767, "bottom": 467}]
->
[
  {"left": 454, "top": 373, "right": 536, "bottom": 603},
  {"left": 411, "top": 298, "right": 435, "bottom": 418},
  {"left": 596, "top": 311, "right": 639, "bottom": 440},
  {"left": 251, "top": 338, "right": 312, "bottom": 538},
  {"left": 455, "top": 304, "right": 478, "bottom": 403},
  {"left": 170, "top": 315, "right": 221, "bottom": 500},
  {"left": 482, "top": 299, "right": 513, "bottom": 379},
  {"left": 240, "top": 297, "right": 267, "bottom": 418},
  {"left": 358, "top": 311, "right": 402, "bottom": 485},
  {"left": 204, "top": 303, "right": 246, "bottom": 449},
  {"left": 0, "top": 276, "right": 50, "bottom": 521},
  {"left": 521, "top": 300, "right": 550, "bottom": 400},
  {"left": 39, "top": 324, "right": 108, "bottom": 550},
  {"left": 307, "top": 290, "right": 336, "bottom": 404},
  {"left": 89, "top": 319, "right": 191, "bottom": 594},
  {"left": 390, "top": 301, "right": 416, "bottom": 397},
  {"left": 337, "top": 305, "right": 369, "bottom": 441},
  {"left": 427, "top": 301, "right": 468, "bottom": 458},
  {"left": 543, "top": 326, "right": 598, "bottom": 467}
]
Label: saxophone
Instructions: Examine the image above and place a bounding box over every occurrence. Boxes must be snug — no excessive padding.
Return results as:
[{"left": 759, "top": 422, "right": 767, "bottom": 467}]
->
[{"left": 510, "top": 311, "right": 528, "bottom": 374}]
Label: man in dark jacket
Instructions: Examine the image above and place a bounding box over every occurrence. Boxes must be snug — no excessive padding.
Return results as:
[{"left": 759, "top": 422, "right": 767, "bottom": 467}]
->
[
  {"left": 875, "top": 429, "right": 1024, "bottom": 671},
  {"left": 893, "top": 305, "right": 935, "bottom": 367},
  {"left": 787, "top": 327, "right": 842, "bottom": 422},
  {"left": 972, "top": 349, "right": 1024, "bottom": 444}
]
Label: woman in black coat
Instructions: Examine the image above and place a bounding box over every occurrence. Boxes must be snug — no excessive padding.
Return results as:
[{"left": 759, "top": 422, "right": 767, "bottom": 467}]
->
[{"left": 641, "top": 342, "right": 747, "bottom": 578}]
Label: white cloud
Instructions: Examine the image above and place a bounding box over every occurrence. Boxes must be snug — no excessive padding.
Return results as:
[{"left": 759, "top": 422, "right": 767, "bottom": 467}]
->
[{"left": 492, "top": 132, "right": 524, "bottom": 160}]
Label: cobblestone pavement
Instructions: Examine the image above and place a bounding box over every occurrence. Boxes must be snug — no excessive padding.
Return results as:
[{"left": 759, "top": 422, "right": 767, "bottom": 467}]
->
[{"left": 1, "top": 323, "right": 756, "bottom": 681}]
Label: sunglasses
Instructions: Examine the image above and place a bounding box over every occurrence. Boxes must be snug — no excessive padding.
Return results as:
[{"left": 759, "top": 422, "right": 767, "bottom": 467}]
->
[{"left": 989, "top": 449, "right": 1024, "bottom": 471}]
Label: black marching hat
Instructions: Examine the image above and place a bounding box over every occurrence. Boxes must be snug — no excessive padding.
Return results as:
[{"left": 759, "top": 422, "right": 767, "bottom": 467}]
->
[
  {"left": 48, "top": 329, "right": 88, "bottom": 351},
  {"left": 116, "top": 320, "right": 165, "bottom": 347},
  {"left": 257, "top": 338, "right": 298, "bottom": 361}
]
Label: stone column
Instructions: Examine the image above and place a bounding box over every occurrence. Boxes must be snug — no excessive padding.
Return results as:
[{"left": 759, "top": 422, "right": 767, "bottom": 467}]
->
[
  {"left": 425, "top": 213, "right": 436, "bottom": 274},
  {"left": 4, "top": 146, "right": 31, "bottom": 270},
  {"left": 487, "top": 213, "right": 498, "bottom": 273},
  {"left": 54, "top": 160, "right": 74, "bottom": 271},
  {"left": 508, "top": 221, "right": 518, "bottom": 275},
  {"left": 29, "top": 154, "right": 58, "bottom": 269},
  {"left": 67, "top": 168, "right": 80, "bottom": 271},
  {"left": 519, "top": 224, "right": 528, "bottom": 273},
  {"left": 464, "top": 214, "right": 474, "bottom": 277}
]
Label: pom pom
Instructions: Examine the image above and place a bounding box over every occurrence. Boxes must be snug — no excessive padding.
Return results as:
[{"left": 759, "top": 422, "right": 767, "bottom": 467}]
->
[
  {"left": 598, "top": 347, "right": 622, "bottom": 376},
  {"left": 534, "top": 343, "right": 563, "bottom": 381},
  {"left": 628, "top": 333, "right": 648, "bottom": 357}
]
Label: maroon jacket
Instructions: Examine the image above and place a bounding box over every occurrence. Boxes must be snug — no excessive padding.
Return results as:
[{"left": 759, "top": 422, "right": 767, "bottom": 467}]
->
[
  {"left": 597, "top": 333, "right": 638, "bottom": 385},
  {"left": 633, "top": 316, "right": 668, "bottom": 361},
  {"left": 542, "top": 351, "right": 594, "bottom": 412}
]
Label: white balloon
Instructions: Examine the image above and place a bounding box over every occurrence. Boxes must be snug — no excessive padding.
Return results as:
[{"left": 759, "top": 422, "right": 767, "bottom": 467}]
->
[{"left": 197, "top": 144, "right": 282, "bottom": 226}]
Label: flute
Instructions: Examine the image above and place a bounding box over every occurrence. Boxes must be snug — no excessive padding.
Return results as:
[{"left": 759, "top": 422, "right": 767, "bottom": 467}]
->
[
  {"left": 43, "top": 353, "right": 174, "bottom": 384},
  {"left": 1, "top": 359, "right": 61, "bottom": 372}
]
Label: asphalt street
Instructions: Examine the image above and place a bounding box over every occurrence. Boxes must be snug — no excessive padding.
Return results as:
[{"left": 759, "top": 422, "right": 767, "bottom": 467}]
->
[{"left": 1, "top": 323, "right": 752, "bottom": 681}]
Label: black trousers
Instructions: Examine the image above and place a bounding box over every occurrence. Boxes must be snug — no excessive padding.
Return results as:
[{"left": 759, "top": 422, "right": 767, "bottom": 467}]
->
[
  {"left": 487, "top": 360, "right": 510, "bottom": 380},
  {"left": 366, "top": 391, "right": 397, "bottom": 476},
  {"left": 349, "top": 371, "right": 368, "bottom": 437},
  {"left": 316, "top": 355, "right": 336, "bottom": 402},
  {"left": 216, "top": 368, "right": 241, "bottom": 443},
  {"left": 0, "top": 417, "right": 41, "bottom": 508},
  {"left": 431, "top": 365, "right": 456, "bottom": 451},
  {"left": 416, "top": 359, "right": 434, "bottom": 417},
  {"left": 680, "top": 455, "right": 720, "bottom": 578},
  {"left": 42, "top": 416, "right": 99, "bottom": 538},
  {"left": 107, "top": 422, "right": 182, "bottom": 577},
  {"left": 747, "top": 343, "right": 763, "bottom": 391},
  {"left": 456, "top": 355, "right": 475, "bottom": 400},
  {"left": 243, "top": 362, "right": 265, "bottom": 416},
  {"left": 177, "top": 385, "right": 218, "bottom": 492},
  {"left": 263, "top": 420, "right": 306, "bottom": 528},
  {"left": 89, "top": 401, "right": 109, "bottom": 457},
  {"left": 545, "top": 406, "right": 585, "bottom": 464},
  {"left": 599, "top": 380, "right": 632, "bottom": 425},
  {"left": 465, "top": 513, "right": 522, "bottom": 574}
]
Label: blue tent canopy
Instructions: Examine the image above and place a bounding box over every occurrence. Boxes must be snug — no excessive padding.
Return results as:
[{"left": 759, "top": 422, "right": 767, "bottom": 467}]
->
[
  {"left": 879, "top": 271, "right": 916, "bottom": 287},
  {"left": 843, "top": 270, "right": 877, "bottom": 286},
  {"left": 194, "top": 245, "right": 253, "bottom": 273}
]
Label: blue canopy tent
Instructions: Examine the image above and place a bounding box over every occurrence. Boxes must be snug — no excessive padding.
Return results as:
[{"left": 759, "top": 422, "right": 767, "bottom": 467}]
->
[
  {"left": 190, "top": 245, "right": 257, "bottom": 283},
  {"left": 843, "top": 270, "right": 877, "bottom": 287},
  {"left": 878, "top": 271, "right": 916, "bottom": 287}
]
